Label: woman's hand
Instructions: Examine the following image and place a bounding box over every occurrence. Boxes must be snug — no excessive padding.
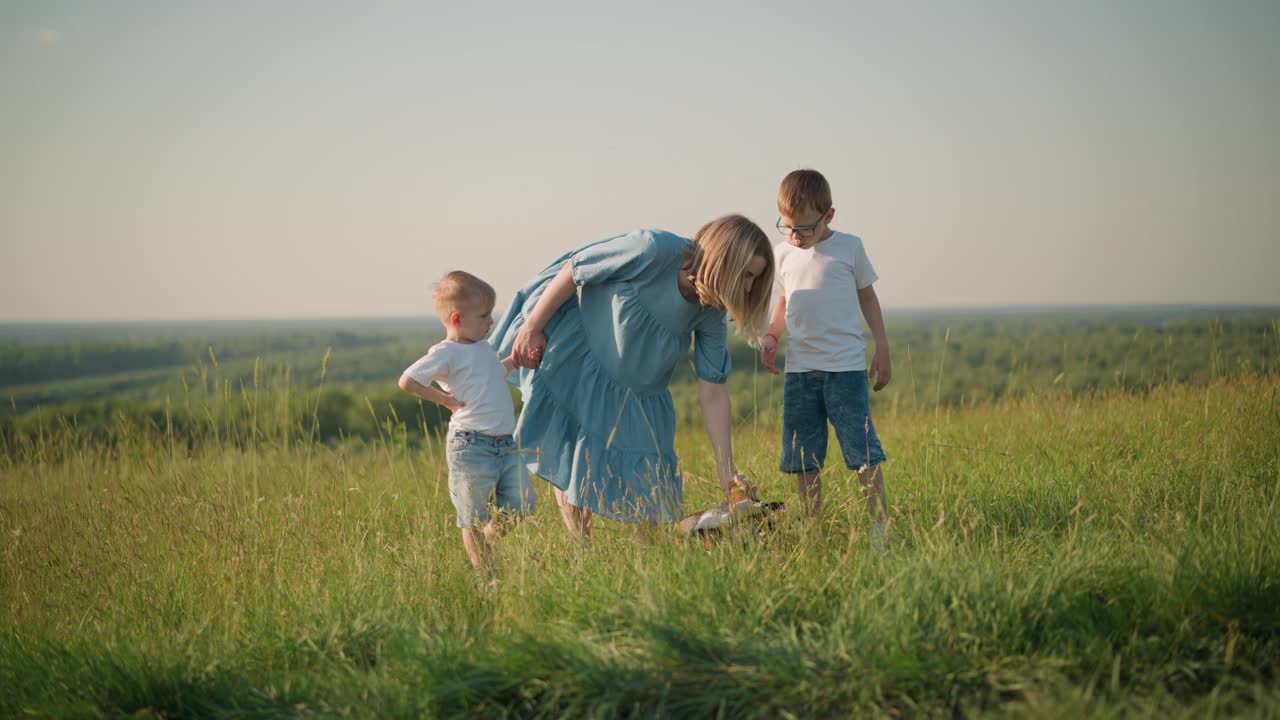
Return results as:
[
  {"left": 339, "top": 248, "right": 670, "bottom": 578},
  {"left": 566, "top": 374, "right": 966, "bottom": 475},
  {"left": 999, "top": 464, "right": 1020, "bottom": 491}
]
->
[
  {"left": 512, "top": 262, "right": 576, "bottom": 370},
  {"left": 726, "top": 473, "right": 759, "bottom": 502},
  {"left": 512, "top": 324, "right": 547, "bottom": 369}
]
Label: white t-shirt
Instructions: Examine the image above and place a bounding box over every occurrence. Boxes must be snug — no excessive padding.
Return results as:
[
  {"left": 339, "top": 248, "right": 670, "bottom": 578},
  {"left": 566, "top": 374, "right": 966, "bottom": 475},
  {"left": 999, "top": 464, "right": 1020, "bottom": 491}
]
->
[
  {"left": 402, "top": 340, "right": 516, "bottom": 435},
  {"left": 773, "top": 230, "right": 879, "bottom": 373}
]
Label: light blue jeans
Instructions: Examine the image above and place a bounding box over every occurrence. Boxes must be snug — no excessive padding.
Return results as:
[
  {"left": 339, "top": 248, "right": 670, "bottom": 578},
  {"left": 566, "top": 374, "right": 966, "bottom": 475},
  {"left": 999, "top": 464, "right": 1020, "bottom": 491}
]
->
[{"left": 445, "top": 429, "right": 535, "bottom": 528}]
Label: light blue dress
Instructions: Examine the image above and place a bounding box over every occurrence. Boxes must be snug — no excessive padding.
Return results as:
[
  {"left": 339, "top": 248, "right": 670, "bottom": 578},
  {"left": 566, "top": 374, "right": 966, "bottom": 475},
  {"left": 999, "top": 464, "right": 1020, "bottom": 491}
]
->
[{"left": 490, "top": 230, "right": 731, "bottom": 524}]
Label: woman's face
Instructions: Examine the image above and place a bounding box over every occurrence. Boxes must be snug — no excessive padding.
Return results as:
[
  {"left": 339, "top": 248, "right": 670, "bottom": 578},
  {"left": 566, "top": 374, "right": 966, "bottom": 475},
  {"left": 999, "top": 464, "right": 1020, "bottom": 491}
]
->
[{"left": 742, "top": 255, "right": 768, "bottom": 295}]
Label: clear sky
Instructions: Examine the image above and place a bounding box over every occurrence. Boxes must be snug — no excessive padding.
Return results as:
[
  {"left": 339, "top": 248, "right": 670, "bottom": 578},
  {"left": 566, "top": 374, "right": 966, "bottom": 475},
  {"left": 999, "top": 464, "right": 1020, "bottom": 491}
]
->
[{"left": 3, "top": 1, "right": 1278, "bottom": 321}]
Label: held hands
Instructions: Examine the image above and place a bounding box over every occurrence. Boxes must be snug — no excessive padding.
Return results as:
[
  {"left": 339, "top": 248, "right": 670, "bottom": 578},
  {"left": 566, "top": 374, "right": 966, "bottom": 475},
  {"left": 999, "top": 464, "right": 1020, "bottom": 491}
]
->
[
  {"left": 870, "top": 346, "right": 892, "bottom": 391},
  {"left": 512, "top": 325, "right": 547, "bottom": 369},
  {"left": 760, "top": 333, "right": 780, "bottom": 375}
]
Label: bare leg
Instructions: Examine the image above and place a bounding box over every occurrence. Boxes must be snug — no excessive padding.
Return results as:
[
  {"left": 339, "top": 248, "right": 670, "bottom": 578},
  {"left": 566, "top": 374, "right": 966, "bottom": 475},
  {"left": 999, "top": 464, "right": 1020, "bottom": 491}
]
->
[
  {"left": 796, "top": 471, "right": 823, "bottom": 519},
  {"left": 554, "top": 487, "right": 593, "bottom": 541},
  {"left": 858, "top": 464, "right": 890, "bottom": 554},
  {"left": 461, "top": 512, "right": 526, "bottom": 587},
  {"left": 460, "top": 528, "right": 491, "bottom": 570},
  {"left": 856, "top": 464, "right": 888, "bottom": 522}
]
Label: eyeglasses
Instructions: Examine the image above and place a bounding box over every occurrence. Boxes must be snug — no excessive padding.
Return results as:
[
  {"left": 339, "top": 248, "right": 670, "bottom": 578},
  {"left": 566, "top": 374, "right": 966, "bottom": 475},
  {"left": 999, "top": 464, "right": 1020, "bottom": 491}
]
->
[{"left": 776, "top": 215, "right": 825, "bottom": 239}]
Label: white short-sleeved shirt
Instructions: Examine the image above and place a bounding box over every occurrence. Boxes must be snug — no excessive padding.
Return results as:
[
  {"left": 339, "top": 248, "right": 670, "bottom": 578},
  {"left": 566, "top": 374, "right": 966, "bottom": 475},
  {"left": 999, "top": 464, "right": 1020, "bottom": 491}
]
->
[
  {"left": 772, "top": 230, "right": 879, "bottom": 373},
  {"left": 403, "top": 340, "right": 516, "bottom": 435}
]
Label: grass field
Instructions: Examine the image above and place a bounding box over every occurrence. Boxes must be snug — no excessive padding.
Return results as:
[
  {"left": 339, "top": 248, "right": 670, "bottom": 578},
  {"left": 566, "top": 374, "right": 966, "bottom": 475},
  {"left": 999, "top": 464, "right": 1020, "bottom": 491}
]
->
[{"left": 2, "top": 361, "right": 1277, "bottom": 717}]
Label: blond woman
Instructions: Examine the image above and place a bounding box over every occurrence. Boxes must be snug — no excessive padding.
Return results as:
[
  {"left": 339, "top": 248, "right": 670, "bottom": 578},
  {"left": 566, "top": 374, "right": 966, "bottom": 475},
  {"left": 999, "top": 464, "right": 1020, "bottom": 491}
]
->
[{"left": 492, "top": 215, "right": 774, "bottom": 539}]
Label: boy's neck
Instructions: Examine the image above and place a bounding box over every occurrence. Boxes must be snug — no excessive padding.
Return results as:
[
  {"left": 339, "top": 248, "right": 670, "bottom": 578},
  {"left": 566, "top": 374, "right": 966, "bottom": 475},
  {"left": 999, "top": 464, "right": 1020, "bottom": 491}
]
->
[{"left": 444, "top": 330, "right": 480, "bottom": 344}]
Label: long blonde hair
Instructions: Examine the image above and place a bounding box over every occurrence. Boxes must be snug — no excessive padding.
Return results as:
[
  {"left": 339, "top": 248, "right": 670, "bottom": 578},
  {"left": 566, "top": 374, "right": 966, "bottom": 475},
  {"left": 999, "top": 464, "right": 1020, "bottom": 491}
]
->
[{"left": 682, "top": 214, "right": 775, "bottom": 347}]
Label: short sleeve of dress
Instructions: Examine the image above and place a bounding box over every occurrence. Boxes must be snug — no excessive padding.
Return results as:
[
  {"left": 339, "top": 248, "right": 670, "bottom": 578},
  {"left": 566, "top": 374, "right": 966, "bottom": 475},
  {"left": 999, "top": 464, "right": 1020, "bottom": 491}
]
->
[
  {"left": 570, "top": 230, "right": 658, "bottom": 287},
  {"left": 692, "top": 310, "right": 731, "bottom": 384}
]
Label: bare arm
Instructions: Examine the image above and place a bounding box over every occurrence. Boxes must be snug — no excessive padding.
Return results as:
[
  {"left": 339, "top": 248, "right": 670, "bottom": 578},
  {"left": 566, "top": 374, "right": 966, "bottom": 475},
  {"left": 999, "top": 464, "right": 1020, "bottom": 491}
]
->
[
  {"left": 398, "top": 374, "right": 465, "bottom": 412},
  {"left": 698, "top": 379, "right": 748, "bottom": 494},
  {"left": 512, "top": 262, "right": 577, "bottom": 368},
  {"left": 760, "top": 295, "right": 786, "bottom": 374},
  {"left": 857, "top": 284, "right": 891, "bottom": 391}
]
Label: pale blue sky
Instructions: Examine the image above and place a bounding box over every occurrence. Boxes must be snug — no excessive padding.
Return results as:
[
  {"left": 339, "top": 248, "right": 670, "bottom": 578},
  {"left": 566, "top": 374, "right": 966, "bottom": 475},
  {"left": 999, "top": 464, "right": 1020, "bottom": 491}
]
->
[{"left": 3, "top": 1, "right": 1278, "bottom": 321}]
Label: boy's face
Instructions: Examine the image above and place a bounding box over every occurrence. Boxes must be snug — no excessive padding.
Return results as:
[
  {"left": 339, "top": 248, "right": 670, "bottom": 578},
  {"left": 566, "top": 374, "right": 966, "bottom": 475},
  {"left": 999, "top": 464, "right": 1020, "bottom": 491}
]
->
[
  {"left": 777, "top": 207, "right": 832, "bottom": 249},
  {"left": 448, "top": 298, "right": 496, "bottom": 343}
]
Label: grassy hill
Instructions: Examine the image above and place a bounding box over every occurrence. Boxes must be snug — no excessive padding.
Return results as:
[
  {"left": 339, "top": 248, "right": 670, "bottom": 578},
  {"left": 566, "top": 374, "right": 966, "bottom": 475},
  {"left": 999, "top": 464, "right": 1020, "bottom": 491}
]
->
[{"left": 1, "top": 369, "right": 1277, "bottom": 717}]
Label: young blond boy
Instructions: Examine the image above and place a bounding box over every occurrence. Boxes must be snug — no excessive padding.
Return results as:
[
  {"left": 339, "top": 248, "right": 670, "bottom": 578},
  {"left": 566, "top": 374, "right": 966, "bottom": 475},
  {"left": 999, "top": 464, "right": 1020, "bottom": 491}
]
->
[
  {"left": 398, "top": 271, "right": 533, "bottom": 584},
  {"left": 761, "top": 169, "right": 892, "bottom": 551}
]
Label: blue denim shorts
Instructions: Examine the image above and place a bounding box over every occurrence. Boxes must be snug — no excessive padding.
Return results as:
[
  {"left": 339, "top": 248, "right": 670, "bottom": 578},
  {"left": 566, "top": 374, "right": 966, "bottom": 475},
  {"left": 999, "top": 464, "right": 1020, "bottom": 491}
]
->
[
  {"left": 445, "top": 429, "right": 535, "bottom": 528},
  {"left": 781, "top": 370, "right": 888, "bottom": 474}
]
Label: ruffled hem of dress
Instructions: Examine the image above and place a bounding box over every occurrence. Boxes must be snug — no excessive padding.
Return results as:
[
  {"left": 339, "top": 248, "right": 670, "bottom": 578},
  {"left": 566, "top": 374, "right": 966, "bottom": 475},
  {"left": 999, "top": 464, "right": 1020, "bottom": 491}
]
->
[
  {"left": 516, "top": 377, "right": 682, "bottom": 524},
  {"left": 500, "top": 305, "right": 681, "bottom": 523}
]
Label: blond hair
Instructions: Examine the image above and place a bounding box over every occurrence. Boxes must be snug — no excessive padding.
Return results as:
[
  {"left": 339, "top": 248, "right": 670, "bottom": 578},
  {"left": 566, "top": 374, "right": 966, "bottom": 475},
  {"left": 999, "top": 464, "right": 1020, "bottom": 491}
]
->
[
  {"left": 432, "top": 270, "right": 496, "bottom": 319},
  {"left": 682, "top": 214, "right": 775, "bottom": 347},
  {"left": 777, "top": 168, "right": 832, "bottom": 217}
]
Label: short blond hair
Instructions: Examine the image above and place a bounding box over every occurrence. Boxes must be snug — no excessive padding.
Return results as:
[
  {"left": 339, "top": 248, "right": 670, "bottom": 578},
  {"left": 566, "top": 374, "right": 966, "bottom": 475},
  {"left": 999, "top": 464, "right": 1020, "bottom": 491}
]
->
[
  {"left": 432, "top": 270, "right": 496, "bottom": 319},
  {"left": 777, "top": 168, "right": 832, "bottom": 217},
  {"left": 683, "top": 214, "right": 775, "bottom": 347}
]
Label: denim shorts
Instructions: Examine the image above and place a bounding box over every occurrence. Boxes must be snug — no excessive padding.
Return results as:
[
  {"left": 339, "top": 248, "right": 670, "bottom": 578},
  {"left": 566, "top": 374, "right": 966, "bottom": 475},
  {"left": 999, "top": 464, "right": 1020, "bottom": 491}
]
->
[
  {"left": 781, "top": 370, "right": 888, "bottom": 474},
  {"left": 445, "top": 429, "right": 535, "bottom": 528}
]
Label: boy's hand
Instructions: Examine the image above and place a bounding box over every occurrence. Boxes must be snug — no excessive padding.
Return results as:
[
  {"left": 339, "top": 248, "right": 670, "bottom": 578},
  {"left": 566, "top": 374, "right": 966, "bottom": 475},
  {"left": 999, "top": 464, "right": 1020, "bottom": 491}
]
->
[
  {"left": 870, "top": 346, "right": 891, "bottom": 391},
  {"left": 399, "top": 374, "right": 467, "bottom": 412},
  {"left": 501, "top": 355, "right": 517, "bottom": 375},
  {"left": 760, "top": 333, "right": 780, "bottom": 375},
  {"left": 440, "top": 394, "right": 466, "bottom": 413}
]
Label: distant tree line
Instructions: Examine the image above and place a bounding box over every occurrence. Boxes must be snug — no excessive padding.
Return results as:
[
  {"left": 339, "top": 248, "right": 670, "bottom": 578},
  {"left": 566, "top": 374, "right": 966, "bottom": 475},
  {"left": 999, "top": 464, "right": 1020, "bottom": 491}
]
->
[
  {"left": 2, "top": 313, "right": 1276, "bottom": 456},
  {"left": 0, "top": 331, "right": 407, "bottom": 389}
]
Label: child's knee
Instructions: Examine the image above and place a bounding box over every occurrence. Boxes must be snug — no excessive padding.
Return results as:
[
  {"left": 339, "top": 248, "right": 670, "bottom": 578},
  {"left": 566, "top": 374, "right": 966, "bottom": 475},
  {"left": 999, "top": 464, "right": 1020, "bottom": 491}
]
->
[{"left": 856, "top": 463, "right": 884, "bottom": 483}]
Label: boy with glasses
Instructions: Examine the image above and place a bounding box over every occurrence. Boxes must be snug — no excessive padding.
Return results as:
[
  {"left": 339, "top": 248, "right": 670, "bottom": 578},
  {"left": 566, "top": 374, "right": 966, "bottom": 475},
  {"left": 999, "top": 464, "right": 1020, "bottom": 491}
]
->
[{"left": 761, "top": 169, "right": 892, "bottom": 552}]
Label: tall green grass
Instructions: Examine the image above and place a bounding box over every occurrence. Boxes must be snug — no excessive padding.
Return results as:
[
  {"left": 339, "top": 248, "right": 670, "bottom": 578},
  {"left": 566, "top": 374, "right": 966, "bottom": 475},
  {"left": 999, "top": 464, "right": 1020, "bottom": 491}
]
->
[{"left": 1, "top": 366, "right": 1277, "bottom": 717}]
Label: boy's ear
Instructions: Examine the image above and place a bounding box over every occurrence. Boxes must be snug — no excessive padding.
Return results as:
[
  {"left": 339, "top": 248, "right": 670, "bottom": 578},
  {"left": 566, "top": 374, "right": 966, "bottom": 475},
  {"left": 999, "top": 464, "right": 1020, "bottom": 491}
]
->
[
  {"left": 825, "top": 207, "right": 835, "bottom": 224},
  {"left": 448, "top": 311, "right": 461, "bottom": 327}
]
